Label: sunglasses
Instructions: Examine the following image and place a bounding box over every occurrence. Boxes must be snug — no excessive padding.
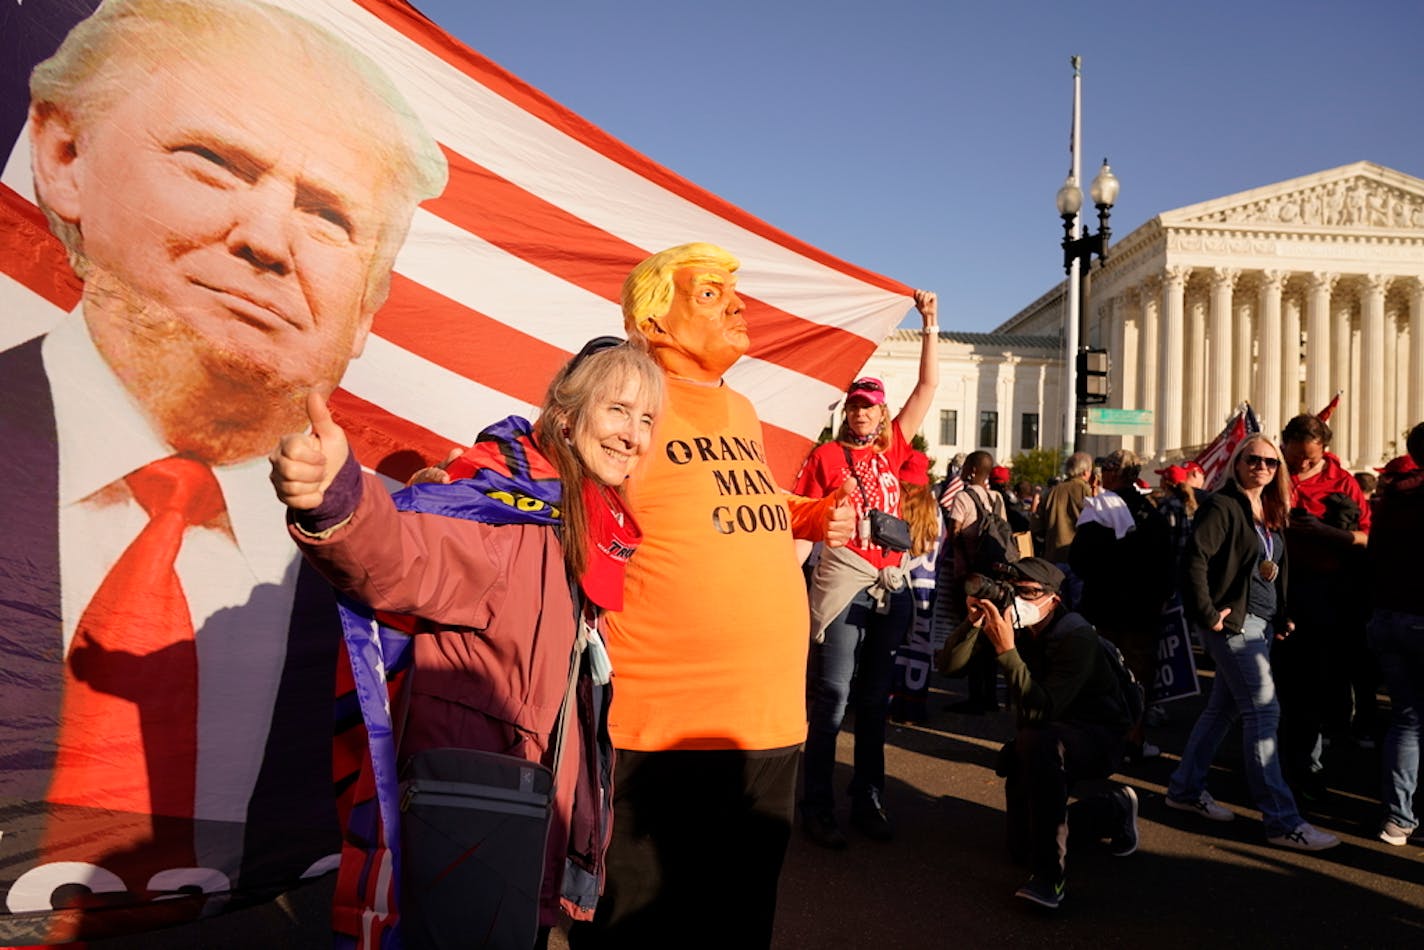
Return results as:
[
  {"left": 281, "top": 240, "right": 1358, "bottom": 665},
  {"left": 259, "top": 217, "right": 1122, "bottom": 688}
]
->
[
  {"left": 848, "top": 379, "right": 883, "bottom": 393},
  {"left": 566, "top": 335, "right": 624, "bottom": 374},
  {"left": 1243, "top": 454, "right": 1281, "bottom": 470}
]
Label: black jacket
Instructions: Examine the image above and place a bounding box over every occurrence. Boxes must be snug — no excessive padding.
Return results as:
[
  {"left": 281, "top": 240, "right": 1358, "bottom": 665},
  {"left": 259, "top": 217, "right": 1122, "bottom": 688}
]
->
[
  {"left": 1070, "top": 488, "right": 1174, "bottom": 632},
  {"left": 941, "top": 610, "right": 1131, "bottom": 733},
  {"left": 1181, "top": 480, "right": 1289, "bottom": 634}
]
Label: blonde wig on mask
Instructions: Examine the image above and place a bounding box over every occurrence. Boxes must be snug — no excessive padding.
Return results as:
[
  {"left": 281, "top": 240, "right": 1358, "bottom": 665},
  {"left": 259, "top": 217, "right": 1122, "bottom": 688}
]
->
[{"left": 621, "top": 242, "right": 740, "bottom": 340}]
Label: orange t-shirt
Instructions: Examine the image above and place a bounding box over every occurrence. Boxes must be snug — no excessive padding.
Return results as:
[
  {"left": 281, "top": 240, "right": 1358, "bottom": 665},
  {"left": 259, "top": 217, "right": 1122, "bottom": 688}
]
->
[{"left": 603, "top": 377, "right": 811, "bottom": 752}]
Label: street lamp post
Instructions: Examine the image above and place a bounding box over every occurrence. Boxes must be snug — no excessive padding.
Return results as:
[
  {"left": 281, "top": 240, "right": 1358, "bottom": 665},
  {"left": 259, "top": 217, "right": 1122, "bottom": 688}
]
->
[{"left": 1057, "top": 157, "right": 1119, "bottom": 452}]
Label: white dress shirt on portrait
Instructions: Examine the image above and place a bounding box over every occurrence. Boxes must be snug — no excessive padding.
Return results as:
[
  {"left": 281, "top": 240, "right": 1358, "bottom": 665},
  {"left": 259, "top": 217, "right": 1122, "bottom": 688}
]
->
[{"left": 44, "top": 310, "right": 304, "bottom": 828}]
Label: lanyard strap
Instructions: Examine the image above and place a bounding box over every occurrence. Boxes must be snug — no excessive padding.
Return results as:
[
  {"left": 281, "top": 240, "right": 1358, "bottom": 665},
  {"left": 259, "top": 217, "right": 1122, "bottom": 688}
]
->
[
  {"left": 841, "top": 444, "right": 874, "bottom": 509},
  {"left": 1254, "top": 523, "right": 1274, "bottom": 561}
]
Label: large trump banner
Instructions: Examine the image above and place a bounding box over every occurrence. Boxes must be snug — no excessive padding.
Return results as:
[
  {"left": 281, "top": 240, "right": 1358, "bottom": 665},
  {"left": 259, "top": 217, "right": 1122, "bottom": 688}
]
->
[{"left": 0, "top": 0, "right": 911, "bottom": 942}]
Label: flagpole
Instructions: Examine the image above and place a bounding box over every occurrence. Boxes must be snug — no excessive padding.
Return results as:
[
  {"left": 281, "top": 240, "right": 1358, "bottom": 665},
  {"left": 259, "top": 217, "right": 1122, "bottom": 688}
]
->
[{"left": 1063, "top": 56, "right": 1083, "bottom": 453}]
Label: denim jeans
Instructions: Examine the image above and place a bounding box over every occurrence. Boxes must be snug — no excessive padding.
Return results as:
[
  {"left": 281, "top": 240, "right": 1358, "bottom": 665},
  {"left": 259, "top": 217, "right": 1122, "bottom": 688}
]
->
[
  {"left": 1167, "top": 613, "right": 1303, "bottom": 837},
  {"left": 1368, "top": 609, "right": 1424, "bottom": 830},
  {"left": 802, "top": 586, "right": 912, "bottom": 813}
]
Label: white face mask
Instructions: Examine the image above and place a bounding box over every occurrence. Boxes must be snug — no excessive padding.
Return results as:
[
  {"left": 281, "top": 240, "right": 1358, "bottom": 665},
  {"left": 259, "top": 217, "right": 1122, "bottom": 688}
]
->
[{"left": 1012, "top": 596, "right": 1047, "bottom": 629}]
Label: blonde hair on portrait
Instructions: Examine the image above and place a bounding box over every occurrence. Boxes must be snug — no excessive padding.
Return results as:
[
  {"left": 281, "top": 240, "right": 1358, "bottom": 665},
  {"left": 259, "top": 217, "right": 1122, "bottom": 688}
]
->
[
  {"left": 621, "top": 242, "right": 740, "bottom": 339},
  {"left": 1227, "top": 433, "right": 1292, "bottom": 530},
  {"left": 28, "top": 0, "right": 447, "bottom": 305},
  {"left": 533, "top": 342, "right": 665, "bottom": 578}
]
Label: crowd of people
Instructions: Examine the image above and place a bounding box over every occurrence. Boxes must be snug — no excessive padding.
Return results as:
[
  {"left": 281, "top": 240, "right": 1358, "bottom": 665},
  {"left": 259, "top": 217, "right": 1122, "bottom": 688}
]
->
[
  {"left": 928, "top": 417, "right": 1424, "bottom": 899},
  {"left": 269, "top": 221, "right": 1424, "bottom": 940},
  {"left": 270, "top": 242, "right": 1424, "bottom": 938},
  {"left": 13, "top": 2, "right": 1417, "bottom": 947}
]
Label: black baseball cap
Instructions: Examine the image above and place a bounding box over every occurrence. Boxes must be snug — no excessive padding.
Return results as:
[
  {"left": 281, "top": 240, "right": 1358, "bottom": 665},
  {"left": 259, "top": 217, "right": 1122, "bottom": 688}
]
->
[{"left": 1009, "top": 557, "right": 1064, "bottom": 594}]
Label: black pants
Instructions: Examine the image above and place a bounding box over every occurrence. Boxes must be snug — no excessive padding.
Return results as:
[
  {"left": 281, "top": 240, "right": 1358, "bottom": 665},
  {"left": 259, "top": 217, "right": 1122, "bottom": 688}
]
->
[
  {"left": 1273, "top": 619, "right": 1337, "bottom": 784},
  {"left": 567, "top": 746, "right": 798, "bottom": 950},
  {"left": 1004, "top": 722, "right": 1124, "bottom": 886}
]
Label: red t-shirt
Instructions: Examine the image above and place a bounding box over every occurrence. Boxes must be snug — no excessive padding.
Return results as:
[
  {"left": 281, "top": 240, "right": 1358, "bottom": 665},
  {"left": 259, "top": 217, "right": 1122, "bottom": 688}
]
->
[{"left": 793, "top": 423, "right": 912, "bottom": 569}]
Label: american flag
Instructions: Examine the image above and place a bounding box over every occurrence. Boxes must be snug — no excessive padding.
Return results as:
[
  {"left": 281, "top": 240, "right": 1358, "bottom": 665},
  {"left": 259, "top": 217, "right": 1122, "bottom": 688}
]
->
[
  {"left": 938, "top": 470, "right": 964, "bottom": 510},
  {"left": 0, "top": 0, "right": 913, "bottom": 485},
  {"left": 1194, "top": 403, "right": 1262, "bottom": 490},
  {"left": 0, "top": 0, "right": 911, "bottom": 940}
]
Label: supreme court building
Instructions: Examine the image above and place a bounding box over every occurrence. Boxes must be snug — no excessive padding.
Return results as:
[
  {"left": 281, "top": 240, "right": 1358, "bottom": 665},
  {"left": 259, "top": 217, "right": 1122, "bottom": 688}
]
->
[
  {"left": 993, "top": 161, "right": 1424, "bottom": 469},
  {"left": 860, "top": 162, "right": 1423, "bottom": 474}
]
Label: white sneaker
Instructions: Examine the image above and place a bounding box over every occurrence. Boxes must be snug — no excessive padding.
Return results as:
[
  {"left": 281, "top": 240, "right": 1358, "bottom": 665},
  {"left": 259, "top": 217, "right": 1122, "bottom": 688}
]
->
[
  {"left": 1268, "top": 822, "right": 1340, "bottom": 852},
  {"left": 1379, "top": 820, "right": 1417, "bottom": 847},
  {"left": 1165, "top": 791, "right": 1235, "bottom": 822}
]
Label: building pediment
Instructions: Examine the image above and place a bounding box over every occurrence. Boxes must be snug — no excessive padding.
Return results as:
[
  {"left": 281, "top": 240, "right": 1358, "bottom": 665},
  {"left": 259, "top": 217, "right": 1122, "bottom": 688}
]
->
[{"left": 1160, "top": 161, "right": 1424, "bottom": 232}]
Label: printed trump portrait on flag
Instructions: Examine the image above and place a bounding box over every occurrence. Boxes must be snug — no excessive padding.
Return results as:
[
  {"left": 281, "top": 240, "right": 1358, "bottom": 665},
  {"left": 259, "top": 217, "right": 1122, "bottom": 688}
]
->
[{"left": 0, "top": 0, "right": 911, "bottom": 942}]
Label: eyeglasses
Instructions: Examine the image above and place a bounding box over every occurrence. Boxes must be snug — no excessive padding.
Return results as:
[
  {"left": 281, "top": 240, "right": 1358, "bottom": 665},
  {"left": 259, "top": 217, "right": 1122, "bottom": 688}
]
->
[
  {"left": 1013, "top": 585, "right": 1049, "bottom": 599},
  {"left": 1243, "top": 454, "right": 1281, "bottom": 470}
]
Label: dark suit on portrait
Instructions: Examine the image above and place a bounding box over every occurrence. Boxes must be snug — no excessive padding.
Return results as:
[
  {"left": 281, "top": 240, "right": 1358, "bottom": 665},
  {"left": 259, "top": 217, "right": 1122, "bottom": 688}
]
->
[{"left": 0, "top": 336, "right": 341, "bottom": 929}]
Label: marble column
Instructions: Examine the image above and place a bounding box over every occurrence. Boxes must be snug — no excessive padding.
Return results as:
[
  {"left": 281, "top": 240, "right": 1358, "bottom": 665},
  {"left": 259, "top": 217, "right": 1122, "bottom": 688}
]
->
[
  {"left": 1256, "top": 271, "right": 1285, "bottom": 434},
  {"left": 1280, "top": 294, "right": 1302, "bottom": 424},
  {"left": 1185, "top": 293, "right": 1207, "bottom": 446},
  {"left": 999, "top": 355, "right": 1019, "bottom": 455},
  {"left": 1121, "top": 296, "right": 1142, "bottom": 452},
  {"left": 1233, "top": 284, "right": 1255, "bottom": 421},
  {"left": 1138, "top": 277, "right": 1161, "bottom": 458},
  {"left": 1347, "top": 314, "right": 1361, "bottom": 464},
  {"left": 1304, "top": 272, "right": 1337, "bottom": 414},
  {"left": 1105, "top": 296, "right": 1125, "bottom": 409},
  {"left": 966, "top": 355, "right": 983, "bottom": 452},
  {"left": 1384, "top": 305, "right": 1399, "bottom": 453},
  {"left": 1360, "top": 274, "right": 1388, "bottom": 466},
  {"left": 1159, "top": 267, "right": 1189, "bottom": 454},
  {"left": 1331, "top": 292, "right": 1354, "bottom": 453},
  {"left": 1411, "top": 278, "right": 1424, "bottom": 428},
  {"left": 1206, "top": 268, "right": 1238, "bottom": 435}
]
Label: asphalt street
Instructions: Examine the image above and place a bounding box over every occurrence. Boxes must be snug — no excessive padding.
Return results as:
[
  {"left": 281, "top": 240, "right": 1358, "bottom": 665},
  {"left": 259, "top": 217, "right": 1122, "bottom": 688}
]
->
[{"left": 81, "top": 660, "right": 1422, "bottom": 948}]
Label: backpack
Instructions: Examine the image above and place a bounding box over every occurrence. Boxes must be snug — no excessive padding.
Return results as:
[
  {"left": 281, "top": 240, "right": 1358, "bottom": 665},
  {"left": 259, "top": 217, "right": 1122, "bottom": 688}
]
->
[
  {"left": 1098, "top": 635, "right": 1145, "bottom": 729},
  {"left": 965, "top": 487, "right": 1022, "bottom": 573}
]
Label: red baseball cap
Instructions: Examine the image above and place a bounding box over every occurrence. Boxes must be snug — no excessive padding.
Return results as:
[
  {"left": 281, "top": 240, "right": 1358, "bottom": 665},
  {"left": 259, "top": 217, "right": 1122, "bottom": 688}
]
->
[
  {"left": 900, "top": 450, "right": 931, "bottom": 486},
  {"left": 990, "top": 465, "right": 1012, "bottom": 485},
  {"left": 845, "top": 377, "right": 887, "bottom": 406},
  {"left": 1155, "top": 464, "right": 1188, "bottom": 485},
  {"left": 1183, "top": 461, "right": 1206, "bottom": 477}
]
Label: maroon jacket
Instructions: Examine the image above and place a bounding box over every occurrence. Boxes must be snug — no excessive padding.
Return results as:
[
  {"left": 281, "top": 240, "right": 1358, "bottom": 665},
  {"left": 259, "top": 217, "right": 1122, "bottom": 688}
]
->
[{"left": 292, "top": 471, "right": 595, "bottom": 925}]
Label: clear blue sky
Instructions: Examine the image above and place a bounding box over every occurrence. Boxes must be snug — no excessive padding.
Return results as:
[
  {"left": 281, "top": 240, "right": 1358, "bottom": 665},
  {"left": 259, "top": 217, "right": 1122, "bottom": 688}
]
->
[{"left": 414, "top": 0, "right": 1423, "bottom": 332}]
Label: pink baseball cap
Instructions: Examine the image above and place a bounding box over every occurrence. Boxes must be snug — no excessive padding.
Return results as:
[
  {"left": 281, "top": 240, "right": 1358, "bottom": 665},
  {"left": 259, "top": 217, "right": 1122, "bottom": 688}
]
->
[{"left": 845, "top": 377, "right": 887, "bottom": 406}]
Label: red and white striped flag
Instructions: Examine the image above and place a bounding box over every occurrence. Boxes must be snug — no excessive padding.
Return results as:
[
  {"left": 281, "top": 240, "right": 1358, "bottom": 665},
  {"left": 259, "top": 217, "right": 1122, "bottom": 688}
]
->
[
  {"left": 1194, "top": 403, "right": 1263, "bottom": 490},
  {"left": 0, "top": 0, "right": 912, "bottom": 485},
  {"left": 0, "top": 0, "right": 911, "bottom": 940},
  {"left": 939, "top": 471, "right": 964, "bottom": 511}
]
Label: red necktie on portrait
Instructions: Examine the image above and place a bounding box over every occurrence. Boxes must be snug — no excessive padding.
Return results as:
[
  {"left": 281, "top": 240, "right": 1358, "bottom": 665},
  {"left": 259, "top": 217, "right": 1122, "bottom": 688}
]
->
[{"left": 48, "top": 457, "right": 225, "bottom": 821}]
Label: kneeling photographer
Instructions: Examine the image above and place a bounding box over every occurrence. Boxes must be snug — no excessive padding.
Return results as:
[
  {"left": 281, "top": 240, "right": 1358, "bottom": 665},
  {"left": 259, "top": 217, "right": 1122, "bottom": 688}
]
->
[{"left": 937, "top": 558, "right": 1139, "bottom": 909}]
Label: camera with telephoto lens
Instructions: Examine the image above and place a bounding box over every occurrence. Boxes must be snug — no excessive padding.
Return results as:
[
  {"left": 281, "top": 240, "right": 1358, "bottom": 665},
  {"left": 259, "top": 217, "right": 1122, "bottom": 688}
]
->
[{"left": 963, "top": 572, "right": 1016, "bottom": 612}]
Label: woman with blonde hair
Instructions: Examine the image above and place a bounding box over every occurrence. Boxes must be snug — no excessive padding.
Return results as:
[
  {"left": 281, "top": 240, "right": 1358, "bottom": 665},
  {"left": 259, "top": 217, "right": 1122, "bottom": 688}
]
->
[
  {"left": 1164, "top": 433, "right": 1339, "bottom": 851},
  {"left": 794, "top": 291, "right": 939, "bottom": 848},
  {"left": 270, "top": 338, "right": 665, "bottom": 946}
]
